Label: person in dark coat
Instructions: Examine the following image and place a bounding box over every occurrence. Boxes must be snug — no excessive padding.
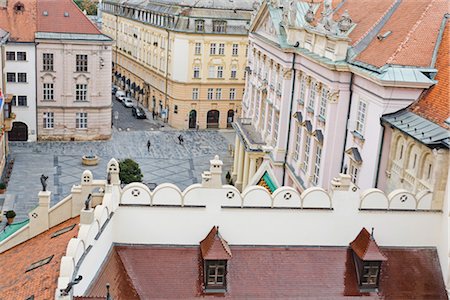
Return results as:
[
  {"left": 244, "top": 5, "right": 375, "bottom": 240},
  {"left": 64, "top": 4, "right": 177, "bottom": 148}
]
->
[{"left": 147, "top": 140, "right": 151, "bottom": 152}]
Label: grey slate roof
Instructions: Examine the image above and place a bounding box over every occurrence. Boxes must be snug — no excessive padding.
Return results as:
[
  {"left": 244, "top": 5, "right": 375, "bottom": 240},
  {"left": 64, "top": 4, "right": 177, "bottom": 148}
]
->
[
  {"left": 35, "top": 32, "right": 112, "bottom": 42},
  {"left": 382, "top": 110, "right": 450, "bottom": 148}
]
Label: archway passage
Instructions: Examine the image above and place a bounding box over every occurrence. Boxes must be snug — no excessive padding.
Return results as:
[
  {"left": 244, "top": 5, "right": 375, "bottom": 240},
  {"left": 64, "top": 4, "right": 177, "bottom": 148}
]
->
[
  {"left": 9, "top": 121, "right": 28, "bottom": 141},
  {"left": 189, "top": 110, "right": 197, "bottom": 129},
  {"left": 207, "top": 110, "right": 220, "bottom": 128},
  {"left": 227, "top": 110, "right": 235, "bottom": 128}
]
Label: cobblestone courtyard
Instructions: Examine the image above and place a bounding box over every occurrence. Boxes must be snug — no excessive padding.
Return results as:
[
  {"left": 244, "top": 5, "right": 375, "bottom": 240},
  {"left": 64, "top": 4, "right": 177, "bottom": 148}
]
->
[{"left": 4, "top": 129, "right": 235, "bottom": 222}]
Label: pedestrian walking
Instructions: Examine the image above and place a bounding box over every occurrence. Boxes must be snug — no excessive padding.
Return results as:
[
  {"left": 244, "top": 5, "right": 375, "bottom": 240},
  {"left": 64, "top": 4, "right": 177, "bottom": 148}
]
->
[
  {"left": 147, "top": 140, "right": 151, "bottom": 152},
  {"left": 152, "top": 111, "right": 155, "bottom": 120},
  {"left": 178, "top": 134, "right": 184, "bottom": 145}
]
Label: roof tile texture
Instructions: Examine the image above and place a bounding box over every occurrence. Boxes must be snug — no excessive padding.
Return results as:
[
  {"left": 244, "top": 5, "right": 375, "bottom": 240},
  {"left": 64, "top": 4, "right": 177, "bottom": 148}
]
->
[
  {"left": 0, "top": 217, "right": 79, "bottom": 300},
  {"left": 356, "top": 0, "right": 447, "bottom": 68},
  {"left": 87, "top": 244, "right": 447, "bottom": 299},
  {"left": 0, "top": 0, "right": 37, "bottom": 42},
  {"left": 37, "top": 0, "right": 101, "bottom": 34},
  {"left": 410, "top": 21, "right": 449, "bottom": 128}
]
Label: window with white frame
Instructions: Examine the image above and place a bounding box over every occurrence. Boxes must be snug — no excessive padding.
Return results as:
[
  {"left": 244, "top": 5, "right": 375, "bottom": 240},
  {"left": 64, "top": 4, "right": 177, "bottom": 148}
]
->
[
  {"left": 273, "top": 112, "right": 279, "bottom": 145},
  {"left": 43, "top": 83, "right": 54, "bottom": 101},
  {"left": 195, "top": 20, "right": 204, "bottom": 32},
  {"left": 229, "top": 88, "right": 236, "bottom": 100},
  {"left": 207, "top": 88, "right": 214, "bottom": 100},
  {"left": 355, "top": 100, "right": 367, "bottom": 135},
  {"left": 18, "top": 95, "right": 27, "bottom": 106},
  {"left": 218, "top": 43, "right": 225, "bottom": 55},
  {"left": 75, "top": 84, "right": 88, "bottom": 101},
  {"left": 208, "top": 66, "right": 215, "bottom": 78},
  {"left": 294, "top": 125, "right": 301, "bottom": 161},
  {"left": 76, "top": 112, "right": 88, "bottom": 129},
  {"left": 254, "top": 95, "right": 260, "bottom": 120},
  {"left": 312, "top": 145, "right": 322, "bottom": 185},
  {"left": 210, "top": 43, "right": 216, "bottom": 55},
  {"left": 195, "top": 43, "right": 202, "bottom": 55},
  {"left": 350, "top": 162, "right": 359, "bottom": 184},
  {"left": 267, "top": 107, "right": 272, "bottom": 135},
  {"left": 212, "top": 20, "right": 227, "bottom": 33},
  {"left": 17, "top": 73, "right": 27, "bottom": 83},
  {"left": 217, "top": 66, "right": 223, "bottom": 78},
  {"left": 319, "top": 88, "right": 328, "bottom": 119},
  {"left": 308, "top": 84, "right": 316, "bottom": 111},
  {"left": 17, "top": 51, "right": 26, "bottom": 61},
  {"left": 215, "top": 88, "right": 222, "bottom": 100},
  {"left": 230, "top": 66, "right": 237, "bottom": 79},
  {"left": 76, "top": 54, "right": 88, "bottom": 72},
  {"left": 232, "top": 44, "right": 238, "bottom": 56},
  {"left": 193, "top": 66, "right": 200, "bottom": 78},
  {"left": 299, "top": 76, "right": 306, "bottom": 103},
  {"left": 302, "top": 133, "right": 311, "bottom": 172},
  {"left": 43, "top": 112, "right": 54, "bottom": 129},
  {"left": 192, "top": 88, "right": 199, "bottom": 100}
]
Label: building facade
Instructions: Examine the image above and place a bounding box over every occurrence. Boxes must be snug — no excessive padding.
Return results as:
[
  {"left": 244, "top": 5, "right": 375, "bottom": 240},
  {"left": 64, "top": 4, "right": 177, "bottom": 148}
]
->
[
  {"left": 233, "top": 0, "right": 447, "bottom": 199},
  {"left": 100, "top": 0, "right": 253, "bottom": 129}
]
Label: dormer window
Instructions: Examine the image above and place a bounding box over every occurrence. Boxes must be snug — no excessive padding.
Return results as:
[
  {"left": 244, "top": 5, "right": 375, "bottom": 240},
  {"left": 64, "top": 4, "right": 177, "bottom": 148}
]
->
[
  {"left": 212, "top": 20, "right": 227, "bottom": 33},
  {"left": 350, "top": 228, "right": 387, "bottom": 291},
  {"left": 195, "top": 20, "right": 205, "bottom": 32},
  {"left": 200, "top": 226, "right": 232, "bottom": 294}
]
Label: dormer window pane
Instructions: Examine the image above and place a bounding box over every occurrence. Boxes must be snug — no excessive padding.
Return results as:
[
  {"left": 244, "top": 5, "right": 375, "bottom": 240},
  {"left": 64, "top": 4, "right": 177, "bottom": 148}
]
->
[
  {"left": 205, "top": 260, "right": 226, "bottom": 288},
  {"left": 362, "top": 262, "right": 380, "bottom": 286},
  {"left": 195, "top": 20, "right": 204, "bottom": 32}
]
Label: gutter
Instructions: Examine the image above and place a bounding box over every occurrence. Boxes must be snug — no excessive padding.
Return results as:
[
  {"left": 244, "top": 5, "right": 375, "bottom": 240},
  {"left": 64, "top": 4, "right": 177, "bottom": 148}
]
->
[
  {"left": 340, "top": 72, "right": 354, "bottom": 172},
  {"left": 282, "top": 52, "right": 296, "bottom": 185}
]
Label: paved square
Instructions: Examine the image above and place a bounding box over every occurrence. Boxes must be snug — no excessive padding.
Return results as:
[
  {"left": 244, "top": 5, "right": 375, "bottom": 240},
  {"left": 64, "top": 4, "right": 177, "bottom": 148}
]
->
[{"left": 4, "top": 129, "right": 235, "bottom": 222}]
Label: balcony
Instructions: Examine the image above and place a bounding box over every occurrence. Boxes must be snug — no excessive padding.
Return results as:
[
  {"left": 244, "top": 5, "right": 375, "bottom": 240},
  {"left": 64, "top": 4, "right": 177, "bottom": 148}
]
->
[
  {"left": 233, "top": 118, "right": 270, "bottom": 152},
  {"left": 4, "top": 112, "right": 16, "bottom": 131}
]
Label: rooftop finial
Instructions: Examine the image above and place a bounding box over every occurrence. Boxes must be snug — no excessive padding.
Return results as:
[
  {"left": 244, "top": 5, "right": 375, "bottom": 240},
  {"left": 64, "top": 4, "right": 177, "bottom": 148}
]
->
[{"left": 370, "top": 227, "right": 374, "bottom": 240}]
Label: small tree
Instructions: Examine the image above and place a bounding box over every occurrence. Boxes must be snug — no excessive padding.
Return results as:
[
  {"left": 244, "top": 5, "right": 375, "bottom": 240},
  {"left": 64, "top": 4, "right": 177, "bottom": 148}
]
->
[{"left": 119, "top": 159, "right": 143, "bottom": 184}]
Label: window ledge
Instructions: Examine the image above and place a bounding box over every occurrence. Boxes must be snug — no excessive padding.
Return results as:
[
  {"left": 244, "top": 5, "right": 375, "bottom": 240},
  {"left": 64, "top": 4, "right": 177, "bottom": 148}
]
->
[
  {"left": 351, "top": 130, "right": 365, "bottom": 141},
  {"left": 204, "top": 288, "right": 226, "bottom": 294},
  {"left": 317, "top": 115, "right": 326, "bottom": 123},
  {"left": 306, "top": 107, "right": 314, "bottom": 114}
]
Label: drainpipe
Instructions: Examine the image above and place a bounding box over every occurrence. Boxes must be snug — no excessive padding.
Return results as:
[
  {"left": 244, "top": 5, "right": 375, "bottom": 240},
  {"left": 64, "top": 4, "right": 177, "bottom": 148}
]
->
[
  {"left": 35, "top": 42, "right": 39, "bottom": 142},
  {"left": 282, "top": 52, "right": 296, "bottom": 185},
  {"left": 340, "top": 72, "right": 354, "bottom": 173},
  {"left": 374, "top": 121, "right": 385, "bottom": 188}
]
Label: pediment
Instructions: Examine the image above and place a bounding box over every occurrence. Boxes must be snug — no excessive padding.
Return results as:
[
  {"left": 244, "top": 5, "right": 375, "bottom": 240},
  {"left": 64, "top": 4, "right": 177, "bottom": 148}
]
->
[{"left": 251, "top": 3, "right": 282, "bottom": 46}]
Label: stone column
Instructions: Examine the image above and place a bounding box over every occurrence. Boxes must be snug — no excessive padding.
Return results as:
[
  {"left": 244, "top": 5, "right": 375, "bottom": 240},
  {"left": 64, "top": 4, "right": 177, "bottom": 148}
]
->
[
  {"left": 236, "top": 142, "right": 245, "bottom": 189},
  {"left": 431, "top": 148, "right": 448, "bottom": 209},
  {"left": 232, "top": 135, "right": 240, "bottom": 177},
  {"left": 242, "top": 152, "right": 250, "bottom": 189},
  {"left": 248, "top": 157, "right": 257, "bottom": 185}
]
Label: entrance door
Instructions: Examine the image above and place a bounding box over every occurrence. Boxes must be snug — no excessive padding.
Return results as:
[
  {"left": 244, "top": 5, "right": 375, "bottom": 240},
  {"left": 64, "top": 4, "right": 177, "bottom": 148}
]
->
[
  {"left": 189, "top": 110, "right": 197, "bottom": 129},
  {"left": 227, "top": 110, "right": 234, "bottom": 128},
  {"left": 9, "top": 121, "right": 28, "bottom": 141},
  {"left": 206, "top": 110, "right": 220, "bottom": 128}
]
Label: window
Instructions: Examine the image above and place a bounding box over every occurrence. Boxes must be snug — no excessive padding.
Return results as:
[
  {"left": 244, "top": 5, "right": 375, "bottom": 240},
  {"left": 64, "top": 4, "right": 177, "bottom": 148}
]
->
[
  {"left": 26, "top": 255, "right": 54, "bottom": 272},
  {"left": 218, "top": 43, "right": 225, "bottom": 55},
  {"left": 76, "top": 54, "right": 88, "bottom": 72},
  {"left": 195, "top": 20, "right": 205, "bottom": 32},
  {"left": 361, "top": 262, "right": 380, "bottom": 286},
  {"left": 212, "top": 20, "right": 227, "bottom": 33},
  {"left": 313, "top": 145, "right": 322, "bottom": 185},
  {"left": 303, "top": 134, "right": 311, "bottom": 172},
  {"left": 6, "top": 73, "right": 16, "bottom": 82},
  {"left": 195, "top": 42, "right": 202, "bottom": 55},
  {"left": 207, "top": 88, "right": 214, "bottom": 100},
  {"left": 43, "top": 112, "right": 54, "bottom": 129},
  {"left": 426, "top": 164, "right": 432, "bottom": 180},
  {"left": 217, "top": 66, "right": 223, "bottom": 78},
  {"left": 6, "top": 51, "right": 15, "bottom": 61},
  {"left": 230, "top": 66, "right": 237, "bottom": 79},
  {"left": 75, "top": 84, "right": 88, "bottom": 101},
  {"left": 18, "top": 95, "right": 27, "bottom": 106},
  {"left": 350, "top": 163, "right": 359, "bottom": 184},
  {"left": 229, "top": 88, "right": 236, "bottom": 100},
  {"left": 356, "top": 100, "right": 367, "bottom": 135},
  {"left": 17, "top": 73, "right": 27, "bottom": 82},
  {"left": 17, "top": 51, "right": 26, "bottom": 61},
  {"left": 43, "top": 83, "right": 54, "bottom": 101},
  {"left": 192, "top": 88, "right": 199, "bottom": 100},
  {"left": 319, "top": 88, "right": 328, "bottom": 119},
  {"left": 294, "top": 125, "right": 301, "bottom": 161},
  {"left": 193, "top": 66, "right": 200, "bottom": 78},
  {"left": 215, "top": 88, "right": 222, "bottom": 100},
  {"left": 210, "top": 43, "right": 216, "bottom": 55},
  {"left": 205, "top": 260, "right": 226, "bottom": 289},
  {"left": 398, "top": 144, "right": 404, "bottom": 160},
  {"left": 299, "top": 76, "right": 306, "bottom": 103},
  {"left": 76, "top": 112, "right": 88, "bottom": 129},
  {"left": 308, "top": 85, "right": 316, "bottom": 112},
  {"left": 43, "top": 53, "right": 54, "bottom": 71},
  {"left": 174, "top": 105, "right": 178, "bottom": 114},
  {"left": 232, "top": 44, "right": 238, "bottom": 56},
  {"left": 273, "top": 112, "right": 279, "bottom": 145},
  {"left": 267, "top": 107, "right": 272, "bottom": 135}
]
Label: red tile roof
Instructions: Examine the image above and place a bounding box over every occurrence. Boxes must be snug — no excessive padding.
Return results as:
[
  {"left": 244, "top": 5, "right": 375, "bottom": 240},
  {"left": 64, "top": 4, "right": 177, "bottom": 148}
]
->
[
  {"left": 200, "top": 226, "right": 232, "bottom": 260},
  {"left": 0, "top": 0, "right": 37, "bottom": 42},
  {"left": 85, "top": 244, "right": 447, "bottom": 299},
  {"left": 37, "top": 0, "right": 101, "bottom": 35},
  {"left": 355, "top": 0, "right": 448, "bottom": 68},
  {"left": 0, "top": 217, "right": 79, "bottom": 300},
  {"left": 409, "top": 20, "right": 449, "bottom": 128},
  {"left": 350, "top": 228, "right": 387, "bottom": 261}
]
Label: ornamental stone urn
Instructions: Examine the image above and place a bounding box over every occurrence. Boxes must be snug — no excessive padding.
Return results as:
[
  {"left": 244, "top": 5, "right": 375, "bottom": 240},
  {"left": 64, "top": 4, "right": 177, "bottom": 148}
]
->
[{"left": 82, "top": 155, "right": 99, "bottom": 166}]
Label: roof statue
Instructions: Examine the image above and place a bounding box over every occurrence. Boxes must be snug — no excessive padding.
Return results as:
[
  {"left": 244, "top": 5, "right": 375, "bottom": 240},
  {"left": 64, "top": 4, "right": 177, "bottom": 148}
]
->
[
  {"left": 304, "top": 2, "right": 315, "bottom": 24},
  {"left": 337, "top": 10, "right": 352, "bottom": 33},
  {"left": 288, "top": 0, "right": 297, "bottom": 27}
]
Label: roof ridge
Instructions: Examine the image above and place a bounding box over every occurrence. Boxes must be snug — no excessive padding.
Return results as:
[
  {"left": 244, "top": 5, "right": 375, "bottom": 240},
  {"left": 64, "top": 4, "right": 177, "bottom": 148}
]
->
[{"left": 386, "top": 0, "right": 436, "bottom": 65}]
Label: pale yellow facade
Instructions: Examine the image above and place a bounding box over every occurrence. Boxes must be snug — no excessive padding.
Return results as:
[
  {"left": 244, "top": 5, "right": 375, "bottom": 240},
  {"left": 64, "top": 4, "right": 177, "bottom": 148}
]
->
[{"left": 101, "top": 1, "right": 251, "bottom": 129}]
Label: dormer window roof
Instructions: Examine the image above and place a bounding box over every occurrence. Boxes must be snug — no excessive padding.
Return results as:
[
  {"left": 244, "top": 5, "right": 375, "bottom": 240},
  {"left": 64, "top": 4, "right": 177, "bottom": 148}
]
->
[
  {"left": 350, "top": 228, "right": 387, "bottom": 291},
  {"left": 200, "top": 226, "right": 232, "bottom": 260}
]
